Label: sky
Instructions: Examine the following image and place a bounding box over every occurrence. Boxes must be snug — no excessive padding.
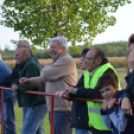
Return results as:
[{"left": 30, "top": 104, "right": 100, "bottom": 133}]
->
[{"left": 0, "top": 0, "right": 134, "bottom": 50}]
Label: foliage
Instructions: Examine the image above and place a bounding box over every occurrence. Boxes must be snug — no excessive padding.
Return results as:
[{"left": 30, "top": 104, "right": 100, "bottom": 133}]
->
[
  {"left": 91, "top": 41, "right": 129, "bottom": 57},
  {"left": 0, "top": 50, "right": 15, "bottom": 60},
  {"left": 0, "top": 0, "right": 130, "bottom": 48},
  {"left": 0, "top": 41, "right": 129, "bottom": 60}
]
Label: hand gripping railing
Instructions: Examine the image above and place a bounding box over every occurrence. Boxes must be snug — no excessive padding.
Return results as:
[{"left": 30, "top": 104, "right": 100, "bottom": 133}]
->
[{"left": 1, "top": 86, "right": 134, "bottom": 134}]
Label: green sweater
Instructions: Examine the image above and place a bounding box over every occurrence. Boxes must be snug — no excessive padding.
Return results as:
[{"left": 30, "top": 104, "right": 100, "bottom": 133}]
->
[{"left": 11, "top": 57, "right": 46, "bottom": 107}]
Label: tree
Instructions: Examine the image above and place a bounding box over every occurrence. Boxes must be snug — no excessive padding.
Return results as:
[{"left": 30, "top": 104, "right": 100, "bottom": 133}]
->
[{"left": 0, "top": 0, "right": 130, "bottom": 49}]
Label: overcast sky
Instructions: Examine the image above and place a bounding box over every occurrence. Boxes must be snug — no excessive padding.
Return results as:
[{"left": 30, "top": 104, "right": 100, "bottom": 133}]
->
[{"left": 0, "top": 0, "right": 134, "bottom": 50}]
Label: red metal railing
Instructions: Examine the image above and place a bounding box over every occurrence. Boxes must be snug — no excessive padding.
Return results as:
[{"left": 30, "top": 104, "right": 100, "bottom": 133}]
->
[
  {"left": 0, "top": 86, "right": 55, "bottom": 134},
  {"left": 1, "top": 86, "right": 134, "bottom": 134}
]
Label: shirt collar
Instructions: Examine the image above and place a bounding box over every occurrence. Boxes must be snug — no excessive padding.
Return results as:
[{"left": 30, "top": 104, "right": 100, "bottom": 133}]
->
[{"left": 89, "top": 66, "right": 100, "bottom": 76}]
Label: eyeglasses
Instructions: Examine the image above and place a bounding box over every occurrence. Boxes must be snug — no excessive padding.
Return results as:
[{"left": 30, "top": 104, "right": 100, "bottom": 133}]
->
[{"left": 84, "top": 57, "right": 97, "bottom": 61}]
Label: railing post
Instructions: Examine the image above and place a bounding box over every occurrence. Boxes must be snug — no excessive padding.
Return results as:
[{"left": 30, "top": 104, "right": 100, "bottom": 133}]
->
[
  {"left": 50, "top": 96, "right": 54, "bottom": 134},
  {"left": 1, "top": 89, "right": 4, "bottom": 134}
]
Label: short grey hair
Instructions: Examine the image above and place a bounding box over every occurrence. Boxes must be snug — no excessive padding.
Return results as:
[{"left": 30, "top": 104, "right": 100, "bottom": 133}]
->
[
  {"left": 18, "top": 40, "right": 31, "bottom": 50},
  {"left": 50, "top": 37, "right": 68, "bottom": 50}
]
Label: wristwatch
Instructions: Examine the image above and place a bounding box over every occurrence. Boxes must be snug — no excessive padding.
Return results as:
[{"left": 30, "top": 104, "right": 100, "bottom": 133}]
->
[{"left": 129, "top": 69, "right": 134, "bottom": 73}]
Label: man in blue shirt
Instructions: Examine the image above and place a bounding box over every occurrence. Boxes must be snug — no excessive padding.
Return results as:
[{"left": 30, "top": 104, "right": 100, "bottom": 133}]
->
[{"left": 0, "top": 60, "right": 17, "bottom": 134}]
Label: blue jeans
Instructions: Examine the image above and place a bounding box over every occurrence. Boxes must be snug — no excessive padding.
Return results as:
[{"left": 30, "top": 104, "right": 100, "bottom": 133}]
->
[
  {"left": 21, "top": 104, "right": 47, "bottom": 134},
  {"left": 75, "top": 129, "right": 89, "bottom": 134},
  {"left": 0, "top": 91, "right": 17, "bottom": 134},
  {"left": 4, "top": 95, "right": 17, "bottom": 134},
  {"left": 49, "top": 111, "right": 72, "bottom": 134},
  {"left": 0, "top": 90, "right": 17, "bottom": 102}
]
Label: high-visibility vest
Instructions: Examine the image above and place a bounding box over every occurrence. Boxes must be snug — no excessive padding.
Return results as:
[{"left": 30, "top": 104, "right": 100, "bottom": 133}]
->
[{"left": 84, "top": 63, "right": 121, "bottom": 130}]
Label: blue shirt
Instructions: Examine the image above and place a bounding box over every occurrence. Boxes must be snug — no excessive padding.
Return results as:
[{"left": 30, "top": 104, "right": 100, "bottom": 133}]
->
[{"left": 0, "top": 60, "right": 11, "bottom": 83}]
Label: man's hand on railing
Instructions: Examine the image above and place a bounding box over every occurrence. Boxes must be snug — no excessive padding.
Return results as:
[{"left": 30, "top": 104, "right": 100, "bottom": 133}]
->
[
  {"left": 12, "top": 84, "right": 18, "bottom": 91},
  {"left": 121, "top": 97, "right": 133, "bottom": 115},
  {"left": 55, "top": 91, "right": 66, "bottom": 98},
  {"left": 55, "top": 86, "right": 76, "bottom": 99},
  {"left": 63, "top": 86, "right": 75, "bottom": 95},
  {"left": 19, "top": 77, "right": 30, "bottom": 85}
]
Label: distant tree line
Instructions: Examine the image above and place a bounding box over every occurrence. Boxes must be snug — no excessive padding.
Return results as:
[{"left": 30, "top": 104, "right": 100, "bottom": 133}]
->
[{"left": 0, "top": 41, "right": 129, "bottom": 60}]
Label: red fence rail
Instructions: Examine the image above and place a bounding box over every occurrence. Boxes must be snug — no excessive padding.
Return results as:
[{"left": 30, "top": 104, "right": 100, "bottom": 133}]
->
[{"left": 0, "top": 86, "right": 133, "bottom": 134}]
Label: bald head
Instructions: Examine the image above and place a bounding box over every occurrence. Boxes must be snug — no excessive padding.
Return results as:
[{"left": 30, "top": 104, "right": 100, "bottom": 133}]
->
[
  {"left": 85, "top": 48, "right": 106, "bottom": 72},
  {"left": 15, "top": 48, "right": 31, "bottom": 64},
  {"left": 93, "top": 48, "right": 105, "bottom": 62}
]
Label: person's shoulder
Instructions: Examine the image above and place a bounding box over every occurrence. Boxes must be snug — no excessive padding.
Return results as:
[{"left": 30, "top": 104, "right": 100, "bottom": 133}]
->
[
  {"left": 0, "top": 60, "right": 6, "bottom": 66},
  {"left": 26, "top": 58, "right": 41, "bottom": 69},
  {"left": 116, "top": 89, "right": 126, "bottom": 100},
  {"left": 62, "top": 53, "right": 74, "bottom": 62},
  {"left": 103, "top": 67, "right": 115, "bottom": 75}
]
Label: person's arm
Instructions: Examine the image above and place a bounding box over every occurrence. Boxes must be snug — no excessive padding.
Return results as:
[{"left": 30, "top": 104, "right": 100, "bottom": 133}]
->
[
  {"left": 76, "top": 87, "right": 102, "bottom": 99},
  {"left": 122, "top": 54, "right": 134, "bottom": 101},
  {"left": 100, "top": 109, "right": 112, "bottom": 129},
  {"left": 5, "top": 64, "right": 21, "bottom": 86},
  {"left": 29, "top": 76, "right": 45, "bottom": 89},
  {"left": 18, "top": 63, "right": 44, "bottom": 92},
  {"left": 100, "top": 99, "right": 112, "bottom": 129},
  {"left": 121, "top": 73, "right": 134, "bottom": 115},
  {"left": 108, "top": 108, "right": 128, "bottom": 132},
  {"left": 122, "top": 73, "right": 134, "bottom": 102},
  {"left": 41, "top": 56, "right": 76, "bottom": 81}
]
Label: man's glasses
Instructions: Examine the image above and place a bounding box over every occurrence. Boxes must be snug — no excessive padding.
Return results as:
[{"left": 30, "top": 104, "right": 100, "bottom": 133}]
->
[{"left": 84, "top": 57, "right": 97, "bottom": 61}]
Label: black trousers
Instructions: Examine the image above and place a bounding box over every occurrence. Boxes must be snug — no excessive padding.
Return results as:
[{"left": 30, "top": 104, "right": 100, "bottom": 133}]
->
[{"left": 90, "top": 127, "right": 112, "bottom": 134}]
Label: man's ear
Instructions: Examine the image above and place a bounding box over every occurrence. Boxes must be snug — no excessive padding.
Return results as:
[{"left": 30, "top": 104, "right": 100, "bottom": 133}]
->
[
  {"left": 96, "top": 57, "right": 101, "bottom": 65},
  {"left": 24, "top": 53, "right": 27, "bottom": 59},
  {"left": 63, "top": 46, "right": 66, "bottom": 51}
]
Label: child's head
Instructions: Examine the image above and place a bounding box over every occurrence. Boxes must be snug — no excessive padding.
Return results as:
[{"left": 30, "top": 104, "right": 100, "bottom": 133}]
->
[
  {"left": 96, "top": 75, "right": 118, "bottom": 100},
  {"left": 80, "top": 48, "right": 90, "bottom": 70}
]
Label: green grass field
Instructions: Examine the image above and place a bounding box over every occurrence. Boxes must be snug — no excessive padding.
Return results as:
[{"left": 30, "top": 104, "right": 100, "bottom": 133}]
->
[{"left": 0, "top": 68, "right": 127, "bottom": 133}]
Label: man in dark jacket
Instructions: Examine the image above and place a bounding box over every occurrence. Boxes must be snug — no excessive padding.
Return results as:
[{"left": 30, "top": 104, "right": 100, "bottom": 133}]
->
[
  {"left": 11, "top": 47, "right": 46, "bottom": 134},
  {"left": 70, "top": 48, "right": 90, "bottom": 134},
  {"left": 56, "top": 48, "right": 120, "bottom": 134}
]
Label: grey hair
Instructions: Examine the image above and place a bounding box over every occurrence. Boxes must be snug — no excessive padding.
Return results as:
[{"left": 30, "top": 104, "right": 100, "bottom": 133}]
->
[
  {"left": 18, "top": 40, "right": 31, "bottom": 50},
  {"left": 50, "top": 37, "right": 68, "bottom": 50}
]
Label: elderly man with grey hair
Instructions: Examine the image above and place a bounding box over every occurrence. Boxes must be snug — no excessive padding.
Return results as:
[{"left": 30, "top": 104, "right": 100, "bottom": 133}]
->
[
  {"left": 20, "top": 37, "right": 77, "bottom": 134},
  {"left": 17, "top": 39, "right": 38, "bottom": 63}
]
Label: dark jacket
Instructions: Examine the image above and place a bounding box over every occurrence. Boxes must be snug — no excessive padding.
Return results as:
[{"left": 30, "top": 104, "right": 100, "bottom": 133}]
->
[
  {"left": 0, "top": 52, "right": 38, "bottom": 87},
  {"left": 30, "top": 51, "right": 39, "bottom": 64},
  {"left": 11, "top": 58, "right": 45, "bottom": 107},
  {"left": 0, "top": 52, "right": 39, "bottom": 101},
  {"left": 122, "top": 72, "right": 134, "bottom": 102},
  {"left": 70, "top": 74, "right": 90, "bottom": 129}
]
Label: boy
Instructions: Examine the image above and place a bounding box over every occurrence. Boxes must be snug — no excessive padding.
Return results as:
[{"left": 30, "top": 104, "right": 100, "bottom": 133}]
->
[{"left": 97, "top": 75, "right": 134, "bottom": 134}]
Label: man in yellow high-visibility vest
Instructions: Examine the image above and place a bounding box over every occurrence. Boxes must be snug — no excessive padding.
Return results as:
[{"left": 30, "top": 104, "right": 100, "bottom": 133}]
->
[{"left": 57, "top": 47, "right": 121, "bottom": 134}]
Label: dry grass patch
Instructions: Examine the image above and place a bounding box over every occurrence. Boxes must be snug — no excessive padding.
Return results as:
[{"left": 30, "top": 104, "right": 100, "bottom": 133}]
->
[{"left": 4, "top": 57, "right": 127, "bottom": 69}]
